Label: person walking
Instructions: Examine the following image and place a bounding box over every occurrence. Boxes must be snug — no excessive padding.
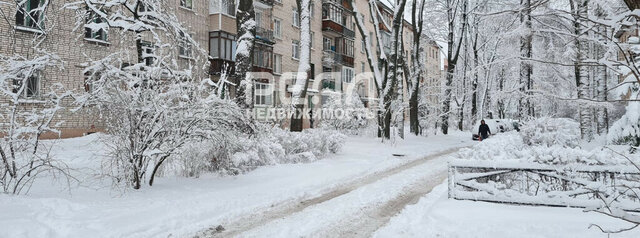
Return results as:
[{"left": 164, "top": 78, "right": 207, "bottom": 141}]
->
[{"left": 478, "top": 120, "right": 491, "bottom": 141}]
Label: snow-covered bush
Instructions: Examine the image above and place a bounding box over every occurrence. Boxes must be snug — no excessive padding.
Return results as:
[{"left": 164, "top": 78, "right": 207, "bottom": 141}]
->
[
  {"left": 457, "top": 131, "right": 629, "bottom": 166},
  {"left": 608, "top": 102, "right": 640, "bottom": 151},
  {"left": 520, "top": 117, "right": 580, "bottom": 148},
  {"left": 320, "top": 93, "right": 371, "bottom": 135},
  {"left": 167, "top": 127, "right": 346, "bottom": 176}
]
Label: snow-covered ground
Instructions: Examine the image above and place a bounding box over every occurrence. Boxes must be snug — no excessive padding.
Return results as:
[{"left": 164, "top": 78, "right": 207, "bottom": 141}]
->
[
  {"left": 375, "top": 182, "right": 640, "bottom": 238},
  {"left": 0, "top": 132, "right": 471, "bottom": 238}
]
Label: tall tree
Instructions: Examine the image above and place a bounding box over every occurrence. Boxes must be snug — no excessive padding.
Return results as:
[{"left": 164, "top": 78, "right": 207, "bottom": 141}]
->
[
  {"left": 348, "top": 0, "right": 408, "bottom": 139},
  {"left": 570, "top": 0, "right": 594, "bottom": 140},
  {"left": 290, "top": 0, "right": 312, "bottom": 132},
  {"left": 406, "top": 0, "right": 427, "bottom": 135},
  {"left": 519, "top": 0, "right": 534, "bottom": 119},
  {"left": 440, "top": 0, "right": 468, "bottom": 134}
]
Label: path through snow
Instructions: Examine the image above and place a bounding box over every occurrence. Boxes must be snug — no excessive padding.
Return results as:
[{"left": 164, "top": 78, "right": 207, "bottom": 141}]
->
[{"left": 199, "top": 146, "right": 464, "bottom": 238}]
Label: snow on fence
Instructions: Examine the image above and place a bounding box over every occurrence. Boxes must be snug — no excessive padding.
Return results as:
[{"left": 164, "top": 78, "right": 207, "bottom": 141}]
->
[{"left": 448, "top": 159, "right": 640, "bottom": 212}]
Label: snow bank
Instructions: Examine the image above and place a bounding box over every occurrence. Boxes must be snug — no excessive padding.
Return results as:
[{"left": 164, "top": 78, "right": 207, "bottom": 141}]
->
[{"left": 375, "top": 182, "right": 640, "bottom": 238}]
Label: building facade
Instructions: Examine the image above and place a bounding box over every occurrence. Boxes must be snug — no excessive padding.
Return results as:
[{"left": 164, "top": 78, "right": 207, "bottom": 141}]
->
[{"left": 1, "top": 0, "right": 441, "bottom": 137}]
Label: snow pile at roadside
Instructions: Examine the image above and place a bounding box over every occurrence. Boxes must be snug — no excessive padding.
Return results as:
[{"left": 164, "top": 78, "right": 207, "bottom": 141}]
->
[
  {"left": 456, "top": 118, "right": 635, "bottom": 168},
  {"left": 374, "top": 182, "right": 640, "bottom": 238}
]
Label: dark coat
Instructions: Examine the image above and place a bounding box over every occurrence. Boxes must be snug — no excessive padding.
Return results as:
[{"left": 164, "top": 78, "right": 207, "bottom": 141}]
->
[{"left": 479, "top": 124, "right": 491, "bottom": 138}]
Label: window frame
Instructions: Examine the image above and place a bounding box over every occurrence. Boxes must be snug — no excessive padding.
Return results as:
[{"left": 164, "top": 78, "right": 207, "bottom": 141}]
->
[
  {"left": 273, "top": 18, "right": 282, "bottom": 39},
  {"left": 180, "top": 0, "right": 193, "bottom": 10},
  {"left": 292, "top": 40, "right": 300, "bottom": 60},
  {"left": 84, "top": 7, "right": 109, "bottom": 43},
  {"left": 15, "top": 0, "right": 45, "bottom": 31},
  {"left": 12, "top": 72, "right": 41, "bottom": 98},
  {"left": 254, "top": 82, "right": 273, "bottom": 106},
  {"left": 273, "top": 54, "right": 283, "bottom": 74},
  {"left": 178, "top": 31, "right": 193, "bottom": 58}
]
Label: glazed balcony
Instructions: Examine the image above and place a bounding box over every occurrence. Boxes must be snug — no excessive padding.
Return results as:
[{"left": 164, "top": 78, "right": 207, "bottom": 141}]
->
[
  {"left": 256, "top": 26, "right": 275, "bottom": 44},
  {"left": 209, "top": 59, "right": 235, "bottom": 76},
  {"left": 341, "top": 54, "right": 354, "bottom": 67},
  {"left": 322, "top": 80, "right": 336, "bottom": 90}
]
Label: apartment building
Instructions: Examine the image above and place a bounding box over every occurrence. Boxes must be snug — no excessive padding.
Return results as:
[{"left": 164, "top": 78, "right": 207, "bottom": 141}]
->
[{"left": 1, "top": 0, "right": 438, "bottom": 137}]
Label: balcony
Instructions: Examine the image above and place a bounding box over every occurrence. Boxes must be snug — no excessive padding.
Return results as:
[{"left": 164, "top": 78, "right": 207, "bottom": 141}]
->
[
  {"left": 322, "top": 19, "right": 343, "bottom": 35},
  {"left": 343, "top": 27, "right": 355, "bottom": 38},
  {"left": 256, "top": 0, "right": 274, "bottom": 6},
  {"left": 256, "top": 26, "right": 275, "bottom": 44},
  {"left": 341, "top": 54, "right": 354, "bottom": 67},
  {"left": 322, "top": 50, "right": 342, "bottom": 67},
  {"left": 209, "top": 59, "right": 235, "bottom": 76},
  {"left": 322, "top": 80, "right": 336, "bottom": 90},
  {"left": 323, "top": 50, "right": 354, "bottom": 68}
]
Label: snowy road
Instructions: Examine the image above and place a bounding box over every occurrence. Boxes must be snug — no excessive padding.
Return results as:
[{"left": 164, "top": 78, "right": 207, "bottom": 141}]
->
[{"left": 198, "top": 147, "right": 464, "bottom": 238}]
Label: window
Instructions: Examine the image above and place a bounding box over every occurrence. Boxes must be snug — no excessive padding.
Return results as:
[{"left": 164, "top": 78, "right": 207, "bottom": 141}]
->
[
  {"left": 255, "top": 10, "right": 263, "bottom": 28},
  {"left": 310, "top": 32, "right": 315, "bottom": 49},
  {"left": 16, "top": 0, "right": 44, "bottom": 29},
  {"left": 209, "top": 31, "right": 236, "bottom": 61},
  {"left": 141, "top": 41, "right": 155, "bottom": 66},
  {"left": 180, "top": 0, "right": 193, "bottom": 9},
  {"left": 12, "top": 72, "right": 40, "bottom": 98},
  {"left": 310, "top": 2, "right": 315, "bottom": 18},
  {"left": 253, "top": 46, "right": 273, "bottom": 69},
  {"left": 339, "top": 38, "right": 354, "bottom": 57},
  {"left": 361, "top": 39, "right": 365, "bottom": 53},
  {"left": 292, "top": 40, "right": 300, "bottom": 59},
  {"left": 210, "top": 0, "right": 235, "bottom": 16},
  {"left": 293, "top": 8, "right": 300, "bottom": 27},
  {"left": 361, "top": 63, "right": 365, "bottom": 73},
  {"left": 84, "top": 8, "right": 108, "bottom": 42},
  {"left": 342, "top": 67, "right": 354, "bottom": 83},
  {"left": 254, "top": 82, "right": 273, "bottom": 106},
  {"left": 274, "top": 18, "right": 282, "bottom": 38},
  {"left": 309, "top": 63, "right": 315, "bottom": 79},
  {"left": 323, "top": 37, "right": 332, "bottom": 51},
  {"left": 179, "top": 32, "right": 192, "bottom": 58},
  {"left": 274, "top": 54, "right": 282, "bottom": 74}
]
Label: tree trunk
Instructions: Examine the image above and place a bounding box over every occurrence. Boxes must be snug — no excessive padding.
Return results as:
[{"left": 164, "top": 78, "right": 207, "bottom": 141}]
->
[
  {"left": 235, "top": 0, "right": 256, "bottom": 109},
  {"left": 519, "top": 0, "right": 533, "bottom": 119},
  {"left": 408, "top": 0, "right": 426, "bottom": 136},
  {"left": 572, "top": 0, "right": 593, "bottom": 140},
  {"left": 290, "top": 0, "right": 312, "bottom": 132}
]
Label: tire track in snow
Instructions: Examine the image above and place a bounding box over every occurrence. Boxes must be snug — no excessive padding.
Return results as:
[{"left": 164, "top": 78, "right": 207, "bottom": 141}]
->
[{"left": 195, "top": 146, "right": 466, "bottom": 238}]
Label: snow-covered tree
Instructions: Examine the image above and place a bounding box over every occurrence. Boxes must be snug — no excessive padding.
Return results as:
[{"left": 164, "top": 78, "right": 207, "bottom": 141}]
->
[
  {"left": 290, "top": 0, "right": 312, "bottom": 132},
  {"left": 0, "top": 1, "right": 75, "bottom": 194},
  {"left": 347, "top": 0, "right": 408, "bottom": 139},
  {"left": 68, "top": 0, "right": 249, "bottom": 189},
  {"left": 235, "top": 0, "right": 256, "bottom": 109},
  {"left": 320, "top": 93, "right": 371, "bottom": 134}
]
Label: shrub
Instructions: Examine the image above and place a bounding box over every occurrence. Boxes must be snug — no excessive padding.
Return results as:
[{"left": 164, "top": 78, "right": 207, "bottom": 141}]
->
[{"left": 520, "top": 117, "right": 580, "bottom": 148}]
